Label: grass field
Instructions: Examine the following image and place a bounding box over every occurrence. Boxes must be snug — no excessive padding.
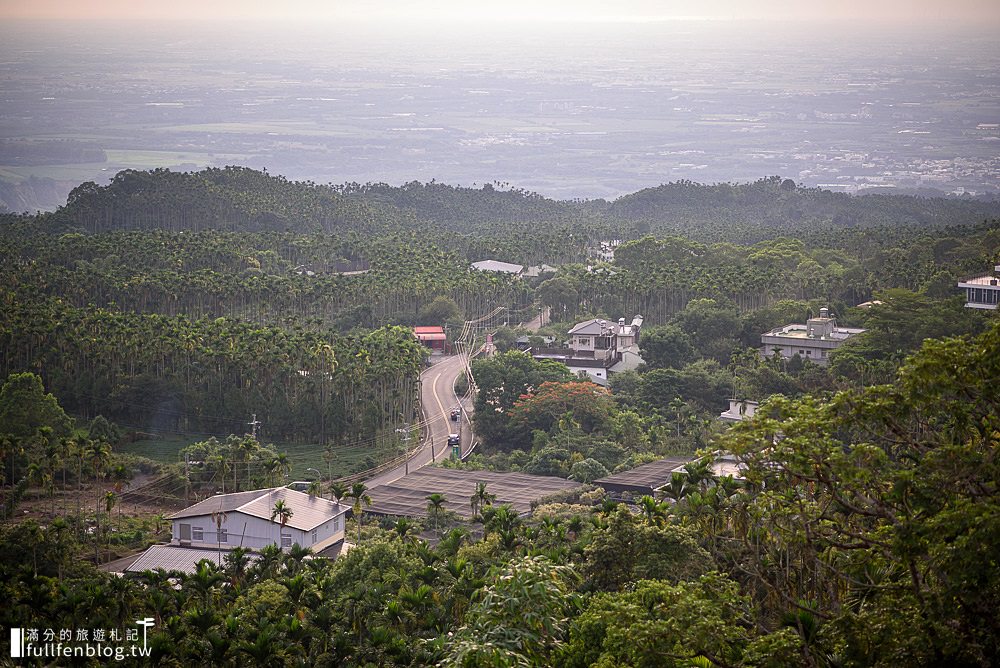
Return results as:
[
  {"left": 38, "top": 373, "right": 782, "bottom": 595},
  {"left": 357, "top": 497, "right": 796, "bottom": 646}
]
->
[{"left": 117, "top": 434, "right": 390, "bottom": 481}]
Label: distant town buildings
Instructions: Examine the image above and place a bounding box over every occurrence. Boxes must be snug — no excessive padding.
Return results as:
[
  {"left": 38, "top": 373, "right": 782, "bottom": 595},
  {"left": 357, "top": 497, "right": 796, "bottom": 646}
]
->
[
  {"left": 957, "top": 265, "right": 1000, "bottom": 310},
  {"left": 531, "top": 315, "right": 644, "bottom": 384},
  {"left": 761, "top": 307, "right": 865, "bottom": 366}
]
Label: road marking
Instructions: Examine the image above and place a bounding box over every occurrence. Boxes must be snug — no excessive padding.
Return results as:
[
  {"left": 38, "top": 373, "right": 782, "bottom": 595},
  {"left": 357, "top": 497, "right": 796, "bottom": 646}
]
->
[
  {"left": 430, "top": 371, "right": 453, "bottom": 460},
  {"left": 431, "top": 371, "right": 450, "bottom": 425}
]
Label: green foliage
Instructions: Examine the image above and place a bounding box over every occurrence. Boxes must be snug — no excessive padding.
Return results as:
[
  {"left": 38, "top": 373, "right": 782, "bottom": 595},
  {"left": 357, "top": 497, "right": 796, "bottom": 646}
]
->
[
  {"left": 181, "top": 434, "right": 280, "bottom": 493},
  {"left": 3, "top": 166, "right": 1000, "bottom": 666},
  {"left": 0, "top": 295, "right": 424, "bottom": 443},
  {"left": 637, "top": 324, "right": 695, "bottom": 369},
  {"left": 87, "top": 414, "right": 122, "bottom": 446},
  {"left": 582, "top": 506, "right": 713, "bottom": 592},
  {"left": 557, "top": 574, "right": 772, "bottom": 668},
  {"left": 568, "top": 458, "right": 609, "bottom": 484},
  {"left": 471, "top": 351, "right": 574, "bottom": 449},
  {"left": 418, "top": 296, "right": 463, "bottom": 326},
  {"left": 838, "top": 288, "right": 990, "bottom": 362},
  {"left": 442, "top": 556, "right": 580, "bottom": 667},
  {"left": 508, "top": 381, "right": 615, "bottom": 445},
  {"left": 0, "top": 372, "right": 73, "bottom": 440},
  {"left": 719, "top": 320, "right": 1000, "bottom": 666}
]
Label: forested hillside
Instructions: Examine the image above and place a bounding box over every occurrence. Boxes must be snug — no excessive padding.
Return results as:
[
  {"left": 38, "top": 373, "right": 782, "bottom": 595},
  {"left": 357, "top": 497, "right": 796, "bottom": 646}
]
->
[
  {"left": 608, "top": 176, "right": 1000, "bottom": 241},
  {"left": 1, "top": 166, "right": 998, "bottom": 444},
  {"left": 8, "top": 167, "right": 999, "bottom": 245},
  {"left": 1, "top": 166, "right": 998, "bottom": 668}
]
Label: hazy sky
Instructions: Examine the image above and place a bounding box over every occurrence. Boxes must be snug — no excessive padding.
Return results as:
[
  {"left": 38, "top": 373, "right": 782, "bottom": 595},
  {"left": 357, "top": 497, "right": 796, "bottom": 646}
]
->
[{"left": 3, "top": 0, "right": 999, "bottom": 27}]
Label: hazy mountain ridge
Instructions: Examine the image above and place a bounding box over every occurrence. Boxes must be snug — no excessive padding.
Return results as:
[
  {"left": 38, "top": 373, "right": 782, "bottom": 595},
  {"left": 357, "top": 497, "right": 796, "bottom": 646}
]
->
[{"left": 7, "top": 167, "right": 1000, "bottom": 243}]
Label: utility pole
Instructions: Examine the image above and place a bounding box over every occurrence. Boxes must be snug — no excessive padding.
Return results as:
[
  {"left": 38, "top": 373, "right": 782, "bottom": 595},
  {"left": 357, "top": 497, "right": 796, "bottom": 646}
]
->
[{"left": 248, "top": 414, "right": 261, "bottom": 442}]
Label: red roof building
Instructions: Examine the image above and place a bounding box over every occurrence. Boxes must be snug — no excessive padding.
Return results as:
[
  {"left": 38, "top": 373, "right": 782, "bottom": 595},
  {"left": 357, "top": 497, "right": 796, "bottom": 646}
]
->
[{"left": 413, "top": 326, "right": 447, "bottom": 350}]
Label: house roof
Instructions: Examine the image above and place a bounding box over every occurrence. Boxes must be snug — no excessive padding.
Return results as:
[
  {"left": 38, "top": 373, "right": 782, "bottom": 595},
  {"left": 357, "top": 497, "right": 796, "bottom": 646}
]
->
[
  {"left": 125, "top": 544, "right": 260, "bottom": 574},
  {"left": 609, "top": 348, "right": 645, "bottom": 373},
  {"left": 523, "top": 264, "right": 557, "bottom": 277},
  {"left": 414, "top": 326, "right": 447, "bottom": 341},
  {"left": 763, "top": 323, "right": 865, "bottom": 341},
  {"left": 593, "top": 457, "right": 691, "bottom": 496},
  {"left": 570, "top": 316, "right": 642, "bottom": 337},
  {"left": 168, "top": 489, "right": 270, "bottom": 519},
  {"left": 471, "top": 260, "right": 524, "bottom": 274},
  {"left": 568, "top": 318, "right": 614, "bottom": 336},
  {"left": 169, "top": 487, "right": 349, "bottom": 532}
]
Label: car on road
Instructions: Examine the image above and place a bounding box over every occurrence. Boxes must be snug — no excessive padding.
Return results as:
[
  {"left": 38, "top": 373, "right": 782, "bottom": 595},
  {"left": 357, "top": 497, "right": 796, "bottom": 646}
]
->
[
  {"left": 451, "top": 407, "right": 461, "bottom": 421},
  {"left": 447, "top": 433, "right": 460, "bottom": 446}
]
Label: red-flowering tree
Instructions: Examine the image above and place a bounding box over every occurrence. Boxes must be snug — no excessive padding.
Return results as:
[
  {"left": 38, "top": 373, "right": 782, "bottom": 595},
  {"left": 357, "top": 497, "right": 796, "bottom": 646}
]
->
[{"left": 508, "top": 381, "right": 615, "bottom": 437}]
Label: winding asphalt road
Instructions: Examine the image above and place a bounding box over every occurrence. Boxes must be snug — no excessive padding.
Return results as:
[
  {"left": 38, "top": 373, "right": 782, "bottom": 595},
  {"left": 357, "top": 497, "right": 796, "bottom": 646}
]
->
[{"left": 365, "top": 353, "right": 473, "bottom": 488}]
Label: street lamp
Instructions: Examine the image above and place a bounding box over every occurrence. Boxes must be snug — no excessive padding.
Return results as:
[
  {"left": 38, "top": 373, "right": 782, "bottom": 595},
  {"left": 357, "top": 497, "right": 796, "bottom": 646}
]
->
[{"left": 305, "top": 467, "right": 321, "bottom": 481}]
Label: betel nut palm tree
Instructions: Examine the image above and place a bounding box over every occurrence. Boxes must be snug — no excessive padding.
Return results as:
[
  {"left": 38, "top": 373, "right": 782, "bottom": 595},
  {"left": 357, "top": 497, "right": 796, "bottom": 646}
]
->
[
  {"left": 347, "top": 482, "right": 372, "bottom": 544},
  {"left": 426, "top": 492, "right": 447, "bottom": 534},
  {"left": 270, "top": 499, "right": 293, "bottom": 549}
]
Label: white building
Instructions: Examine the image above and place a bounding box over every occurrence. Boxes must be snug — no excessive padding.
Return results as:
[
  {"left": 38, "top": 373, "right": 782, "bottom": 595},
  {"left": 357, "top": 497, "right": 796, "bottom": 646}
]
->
[
  {"left": 471, "top": 260, "right": 524, "bottom": 276},
  {"left": 168, "top": 487, "right": 349, "bottom": 552},
  {"left": 761, "top": 307, "right": 865, "bottom": 366},
  {"left": 719, "top": 399, "right": 759, "bottom": 424},
  {"left": 957, "top": 265, "right": 1000, "bottom": 310},
  {"left": 531, "top": 315, "right": 644, "bottom": 383}
]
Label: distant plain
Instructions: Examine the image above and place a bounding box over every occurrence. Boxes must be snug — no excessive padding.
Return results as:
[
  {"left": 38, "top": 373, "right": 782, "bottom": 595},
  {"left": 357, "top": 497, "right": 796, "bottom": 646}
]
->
[{"left": 1, "top": 20, "right": 998, "bottom": 210}]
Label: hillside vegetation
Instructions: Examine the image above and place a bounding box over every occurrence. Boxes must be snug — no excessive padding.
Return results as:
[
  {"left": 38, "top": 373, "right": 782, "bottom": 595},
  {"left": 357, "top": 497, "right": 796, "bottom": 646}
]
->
[{"left": 1, "top": 166, "right": 998, "bottom": 667}]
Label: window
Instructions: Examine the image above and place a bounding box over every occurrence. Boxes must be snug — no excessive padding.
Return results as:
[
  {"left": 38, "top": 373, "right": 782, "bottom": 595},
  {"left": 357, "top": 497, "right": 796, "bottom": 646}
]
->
[
  {"left": 333, "top": 517, "right": 341, "bottom": 532},
  {"left": 192, "top": 527, "right": 204, "bottom": 541},
  {"left": 311, "top": 529, "right": 318, "bottom": 544},
  {"left": 218, "top": 529, "right": 227, "bottom": 543},
  {"left": 577, "top": 337, "right": 590, "bottom": 347},
  {"left": 281, "top": 533, "right": 292, "bottom": 548}
]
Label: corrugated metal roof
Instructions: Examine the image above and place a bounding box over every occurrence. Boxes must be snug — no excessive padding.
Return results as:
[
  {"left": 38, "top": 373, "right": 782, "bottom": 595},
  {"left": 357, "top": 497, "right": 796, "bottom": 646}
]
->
[
  {"left": 125, "top": 544, "right": 260, "bottom": 574},
  {"left": 169, "top": 487, "right": 349, "bottom": 532},
  {"left": 593, "top": 457, "right": 690, "bottom": 496},
  {"left": 366, "top": 467, "right": 581, "bottom": 519},
  {"left": 167, "top": 489, "right": 275, "bottom": 520},
  {"left": 471, "top": 260, "right": 524, "bottom": 274},
  {"left": 236, "top": 488, "right": 350, "bottom": 532}
]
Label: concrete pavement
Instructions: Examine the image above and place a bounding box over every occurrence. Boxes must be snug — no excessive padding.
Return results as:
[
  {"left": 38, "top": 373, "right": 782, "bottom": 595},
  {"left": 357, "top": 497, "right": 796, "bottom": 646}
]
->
[{"left": 365, "top": 353, "right": 473, "bottom": 488}]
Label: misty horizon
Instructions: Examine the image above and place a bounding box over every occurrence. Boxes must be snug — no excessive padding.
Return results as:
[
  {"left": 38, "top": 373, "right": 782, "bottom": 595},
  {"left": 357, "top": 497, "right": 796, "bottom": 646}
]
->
[{"left": 1, "top": 12, "right": 998, "bottom": 210}]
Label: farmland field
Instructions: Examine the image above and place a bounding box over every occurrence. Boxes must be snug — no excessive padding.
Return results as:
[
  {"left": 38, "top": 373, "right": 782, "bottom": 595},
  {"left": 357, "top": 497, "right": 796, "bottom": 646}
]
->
[{"left": 117, "top": 434, "right": 390, "bottom": 481}]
